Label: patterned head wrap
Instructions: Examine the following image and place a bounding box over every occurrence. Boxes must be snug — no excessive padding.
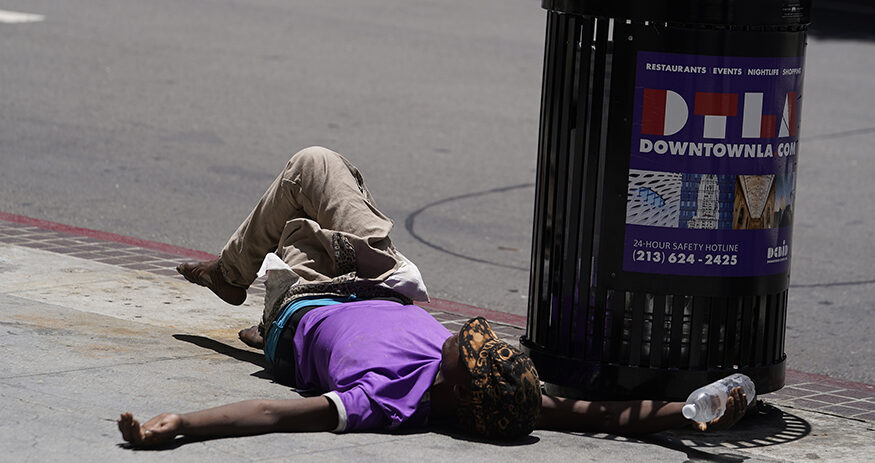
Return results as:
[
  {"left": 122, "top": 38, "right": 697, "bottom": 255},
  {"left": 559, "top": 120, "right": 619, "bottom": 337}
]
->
[{"left": 456, "top": 317, "right": 541, "bottom": 439}]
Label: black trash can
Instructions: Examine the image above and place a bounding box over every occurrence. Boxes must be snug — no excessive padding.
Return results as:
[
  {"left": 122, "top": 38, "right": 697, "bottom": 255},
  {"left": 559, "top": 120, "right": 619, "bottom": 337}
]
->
[{"left": 520, "top": 0, "right": 810, "bottom": 401}]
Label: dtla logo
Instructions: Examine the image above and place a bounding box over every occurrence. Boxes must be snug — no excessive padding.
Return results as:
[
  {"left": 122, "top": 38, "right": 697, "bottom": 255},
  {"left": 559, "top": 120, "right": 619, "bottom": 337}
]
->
[{"left": 638, "top": 90, "right": 800, "bottom": 159}]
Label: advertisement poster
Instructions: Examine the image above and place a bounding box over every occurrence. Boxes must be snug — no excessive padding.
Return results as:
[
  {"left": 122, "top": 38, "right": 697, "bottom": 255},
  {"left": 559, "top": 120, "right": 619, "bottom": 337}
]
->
[{"left": 623, "top": 52, "right": 803, "bottom": 277}]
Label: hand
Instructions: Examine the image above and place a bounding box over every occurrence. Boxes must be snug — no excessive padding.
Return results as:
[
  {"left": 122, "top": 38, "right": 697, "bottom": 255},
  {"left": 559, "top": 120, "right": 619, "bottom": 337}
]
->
[
  {"left": 694, "top": 387, "right": 751, "bottom": 431},
  {"left": 117, "top": 412, "right": 183, "bottom": 446}
]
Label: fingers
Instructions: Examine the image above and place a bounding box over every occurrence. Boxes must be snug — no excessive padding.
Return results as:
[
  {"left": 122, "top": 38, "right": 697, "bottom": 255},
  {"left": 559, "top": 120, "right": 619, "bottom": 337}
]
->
[
  {"left": 734, "top": 390, "right": 747, "bottom": 419},
  {"left": 131, "top": 417, "right": 144, "bottom": 443},
  {"left": 117, "top": 412, "right": 142, "bottom": 444},
  {"left": 727, "top": 388, "right": 747, "bottom": 421},
  {"left": 698, "top": 389, "right": 751, "bottom": 432},
  {"left": 727, "top": 395, "right": 738, "bottom": 420},
  {"left": 117, "top": 413, "right": 131, "bottom": 442}
]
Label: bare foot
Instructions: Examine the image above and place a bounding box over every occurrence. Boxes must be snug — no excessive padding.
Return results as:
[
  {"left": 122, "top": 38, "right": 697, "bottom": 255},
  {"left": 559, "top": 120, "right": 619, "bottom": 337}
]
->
[
  {"left": 239, "top": 325, "right": 264, "bottom": 349},
  {"left": 177, "top": 259, "right": 247, "bottom": 306}
]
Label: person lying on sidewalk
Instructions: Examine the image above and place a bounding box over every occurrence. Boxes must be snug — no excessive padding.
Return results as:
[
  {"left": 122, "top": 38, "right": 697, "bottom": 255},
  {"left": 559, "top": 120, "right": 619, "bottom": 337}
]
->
[{"left": 117, "top": 147, "right": 751, "bottom": 446}]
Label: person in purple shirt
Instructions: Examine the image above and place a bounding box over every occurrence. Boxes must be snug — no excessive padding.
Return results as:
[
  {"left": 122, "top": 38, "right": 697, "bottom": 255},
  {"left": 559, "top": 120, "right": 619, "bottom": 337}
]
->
[{"left": 118, "top": 147, "right": 751, "bottom": 446}]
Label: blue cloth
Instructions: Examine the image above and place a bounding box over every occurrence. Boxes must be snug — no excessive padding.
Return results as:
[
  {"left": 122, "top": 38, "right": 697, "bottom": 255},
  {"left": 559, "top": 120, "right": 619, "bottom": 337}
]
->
[{"left": 263, "top": 296, "right": 354, "bottom": 365}]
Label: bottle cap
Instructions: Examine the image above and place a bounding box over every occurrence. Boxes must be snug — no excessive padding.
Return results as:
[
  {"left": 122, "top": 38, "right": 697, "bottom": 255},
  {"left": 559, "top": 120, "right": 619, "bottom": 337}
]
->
[{"left": 682, "top": 404, "right": 697, "bottom": 420}]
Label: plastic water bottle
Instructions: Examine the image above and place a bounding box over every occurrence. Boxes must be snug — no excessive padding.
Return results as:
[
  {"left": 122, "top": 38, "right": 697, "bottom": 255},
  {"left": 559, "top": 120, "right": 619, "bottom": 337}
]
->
[{"left": 682, "top": 373, "right": 756, "bottom": 422}]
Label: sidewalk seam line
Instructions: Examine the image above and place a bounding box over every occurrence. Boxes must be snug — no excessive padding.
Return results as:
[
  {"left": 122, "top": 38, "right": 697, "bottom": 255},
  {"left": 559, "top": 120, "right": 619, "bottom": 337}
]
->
[{"left": 0, "top": 353, "right": 221, "bottom": 380}]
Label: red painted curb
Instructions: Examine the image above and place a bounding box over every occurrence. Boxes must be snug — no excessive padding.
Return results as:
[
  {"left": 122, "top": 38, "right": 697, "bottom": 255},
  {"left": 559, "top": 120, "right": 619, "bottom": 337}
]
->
[
  {"left": 0, "top": 211, "right": 527, "bottom": 326},
  {"left": 785, "top": 369, "right": 875, "bottom": 393},
  {"left": 419, "top": 298, "right": 527, "bottom": 327},
  {"left": 0, "top": 211, "right": 216, "bottom": 261},
  {"left": 2, "top": 211, "right": 873, "bottom": 391}
]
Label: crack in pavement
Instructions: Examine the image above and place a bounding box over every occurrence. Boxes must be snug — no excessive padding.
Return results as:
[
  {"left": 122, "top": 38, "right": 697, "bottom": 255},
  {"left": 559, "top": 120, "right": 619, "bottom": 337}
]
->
[
  {"left": 406, "top": 184, "right": 875, "bottom": 291},
  {"left": 0, "top": 352, "right": 221, "bottom": 380},
  {"left": 404, "top": 183, "right": 533, "bottom": 272}
]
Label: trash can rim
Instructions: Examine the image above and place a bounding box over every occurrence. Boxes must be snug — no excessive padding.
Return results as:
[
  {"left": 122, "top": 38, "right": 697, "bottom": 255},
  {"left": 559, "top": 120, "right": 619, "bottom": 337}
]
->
[{"left": 541, "top": 0, "right": 811, "bottom": 26}]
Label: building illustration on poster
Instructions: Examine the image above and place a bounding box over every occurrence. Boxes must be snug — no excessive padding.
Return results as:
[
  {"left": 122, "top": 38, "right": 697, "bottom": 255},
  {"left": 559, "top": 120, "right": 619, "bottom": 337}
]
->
[
  {"left": 774, "top": 170, "right": 795, "bottom": 228},
  {"left": 686, "top": 174, "right": 720, "bottom": 229},
  {"left": 733, "top": 175, "right": 776, "bottom": 230},
  {"left": 625, "top": 170, "right": 682, "bottom": 227},
  {"left": 681, "top": 174, "right": 735, "bottom": 230},
  {"left": 622, "top": 51, "right": 803, "bottom": 277}
]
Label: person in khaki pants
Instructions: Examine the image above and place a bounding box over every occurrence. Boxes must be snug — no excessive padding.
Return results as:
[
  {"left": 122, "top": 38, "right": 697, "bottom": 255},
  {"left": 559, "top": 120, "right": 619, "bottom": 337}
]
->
[
  {"left": 116, "top": 147, "right": 752, "bottom": 447},
  {"left": 177, "top": 146, "right": 429, "bottom": 346}
]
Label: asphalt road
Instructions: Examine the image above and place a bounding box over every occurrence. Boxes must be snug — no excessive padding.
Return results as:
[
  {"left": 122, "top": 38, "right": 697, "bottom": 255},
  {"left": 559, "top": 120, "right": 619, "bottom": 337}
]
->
[{"left": 1, "top": 1, "right": 872, "bottom": 383}]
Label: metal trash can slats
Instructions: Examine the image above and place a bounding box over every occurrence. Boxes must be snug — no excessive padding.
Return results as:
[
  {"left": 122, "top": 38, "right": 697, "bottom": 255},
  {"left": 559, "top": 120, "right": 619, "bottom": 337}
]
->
[{"left": 522, "top": 0, "right": 809, "bottom": 401}]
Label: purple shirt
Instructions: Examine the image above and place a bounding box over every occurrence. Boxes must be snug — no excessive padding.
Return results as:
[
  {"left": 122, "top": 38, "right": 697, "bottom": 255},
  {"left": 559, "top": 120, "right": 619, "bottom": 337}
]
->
[{"left": 292, "top": 300, "right": 451, "bottom": 431}]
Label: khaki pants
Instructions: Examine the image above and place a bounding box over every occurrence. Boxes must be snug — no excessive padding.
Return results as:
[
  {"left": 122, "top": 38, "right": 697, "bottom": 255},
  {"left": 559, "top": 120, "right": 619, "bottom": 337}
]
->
[{"left": 219, "top": 146, "right": 401, "bottom": 291}]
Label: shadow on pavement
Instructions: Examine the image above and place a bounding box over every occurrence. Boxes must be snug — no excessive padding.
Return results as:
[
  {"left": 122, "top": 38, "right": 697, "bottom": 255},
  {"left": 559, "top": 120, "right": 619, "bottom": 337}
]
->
[
  {"left": 172, "top": 334, "right": 268, "bottom": 369},
  {"left": 564, "top": 402, "right": 810, "bottom": 462},
  {"left": 117, "top": 435, "right": 209, "bottom": 452},
  {"left": 429, "top": 422, "right": 541, "bottom": 447},
  {"left": 657, "top": 402, "right": 812, "bottom": 448},
  {"left": 646, "top": 402, "right": 811, "bottom": 461},
  {"left": 810, "top": 1, "right": 875, "bottom": 42}
]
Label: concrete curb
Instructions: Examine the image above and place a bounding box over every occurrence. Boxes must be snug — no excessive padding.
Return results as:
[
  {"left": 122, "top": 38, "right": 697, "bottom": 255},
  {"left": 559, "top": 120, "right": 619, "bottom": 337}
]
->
[{"left": 1, "top": 211, "right": 873, "bottom": 423}]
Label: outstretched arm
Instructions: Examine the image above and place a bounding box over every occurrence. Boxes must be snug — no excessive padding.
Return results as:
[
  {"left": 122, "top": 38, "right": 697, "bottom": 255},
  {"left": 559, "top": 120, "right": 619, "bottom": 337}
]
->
[
  {"left": 538, "top": 387, "right": 749, "bottom": 435},
  {"left": 118, "top": 396, "right": 337, "bottom": 447}
]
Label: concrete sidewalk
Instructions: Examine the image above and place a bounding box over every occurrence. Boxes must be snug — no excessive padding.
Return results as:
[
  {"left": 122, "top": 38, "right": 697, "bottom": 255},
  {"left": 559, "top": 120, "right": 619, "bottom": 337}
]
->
[{"left": 0, "top": 214, "right": 872, "bottom": 462}]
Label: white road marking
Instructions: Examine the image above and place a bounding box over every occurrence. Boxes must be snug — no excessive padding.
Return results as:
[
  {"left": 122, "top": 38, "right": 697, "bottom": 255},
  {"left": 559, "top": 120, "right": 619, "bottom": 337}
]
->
[{"left": 0, "top": 9, "right": 45, "bottom": 24}]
